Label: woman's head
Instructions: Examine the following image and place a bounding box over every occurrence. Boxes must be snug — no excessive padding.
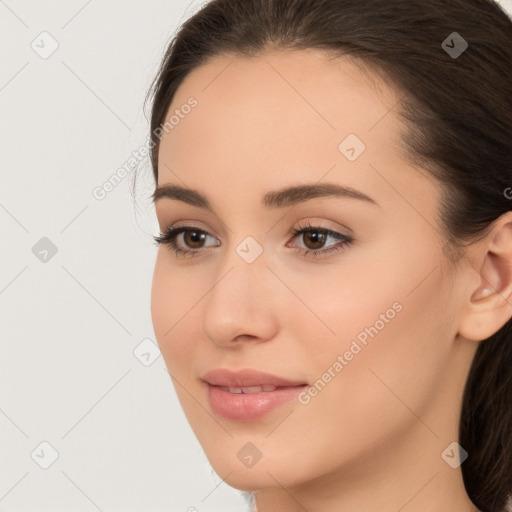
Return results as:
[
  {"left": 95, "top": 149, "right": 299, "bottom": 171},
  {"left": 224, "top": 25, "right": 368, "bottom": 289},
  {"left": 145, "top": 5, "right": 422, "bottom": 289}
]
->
[{"left": 145, "top": 1, "right": 512, "bottom": 510}]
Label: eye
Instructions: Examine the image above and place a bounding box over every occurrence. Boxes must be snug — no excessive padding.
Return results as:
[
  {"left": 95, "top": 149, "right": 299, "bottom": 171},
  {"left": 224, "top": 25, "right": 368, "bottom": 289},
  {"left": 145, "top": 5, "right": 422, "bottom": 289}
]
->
[
  {"left": 153, "top": 220, "right": 353, "bottom": 259},
  {"left": 153, "top": 224, "right": 219, "bottom": 258},
  {"left": 286, "top": 220, "right": 353, "bottom": 258}
]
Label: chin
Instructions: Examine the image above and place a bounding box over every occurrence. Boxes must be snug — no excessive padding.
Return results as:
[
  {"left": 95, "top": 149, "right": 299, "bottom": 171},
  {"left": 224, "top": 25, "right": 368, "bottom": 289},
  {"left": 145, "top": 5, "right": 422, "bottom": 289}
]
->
[
  {"left": 201, "top": 445, "right": 313, "bottom": 491},
  {"left": 214, "top": 468, "right": 285, "bottom": 492}
]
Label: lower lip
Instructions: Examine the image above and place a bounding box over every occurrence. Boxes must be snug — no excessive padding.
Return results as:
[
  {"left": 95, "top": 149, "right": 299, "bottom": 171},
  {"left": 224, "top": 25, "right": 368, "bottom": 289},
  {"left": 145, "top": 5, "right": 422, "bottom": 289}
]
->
[{"left": 206, "top": 383, "right": 307, "bottom": 422}]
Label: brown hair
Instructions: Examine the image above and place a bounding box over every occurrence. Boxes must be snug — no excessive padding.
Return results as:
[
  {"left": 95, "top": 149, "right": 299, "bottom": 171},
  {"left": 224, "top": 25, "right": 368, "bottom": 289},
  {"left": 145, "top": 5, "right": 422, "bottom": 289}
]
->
[{"left": 144, "top": 1, "right": 512, "bottom": 510}]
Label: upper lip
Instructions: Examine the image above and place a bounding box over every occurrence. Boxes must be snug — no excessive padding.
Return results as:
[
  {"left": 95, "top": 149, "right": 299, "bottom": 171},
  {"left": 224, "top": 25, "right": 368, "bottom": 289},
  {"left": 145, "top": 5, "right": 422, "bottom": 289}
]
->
[{"left": 202, "top": 368, "right": 307, "bottom": 388}]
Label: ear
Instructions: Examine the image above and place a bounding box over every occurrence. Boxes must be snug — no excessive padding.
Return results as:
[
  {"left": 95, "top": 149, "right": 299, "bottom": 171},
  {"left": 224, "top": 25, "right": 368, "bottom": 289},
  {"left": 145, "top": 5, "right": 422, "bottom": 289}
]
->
[{"left": 457, "top": 212, "right": 512, "bottom": 342}]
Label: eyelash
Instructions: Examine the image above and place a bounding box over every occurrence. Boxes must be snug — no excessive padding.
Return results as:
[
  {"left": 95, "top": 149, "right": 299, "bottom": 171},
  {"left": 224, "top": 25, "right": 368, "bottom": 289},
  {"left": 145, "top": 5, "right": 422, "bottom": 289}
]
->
[{"left": 153, "top": 220, "right": 353, "bottom": 259}]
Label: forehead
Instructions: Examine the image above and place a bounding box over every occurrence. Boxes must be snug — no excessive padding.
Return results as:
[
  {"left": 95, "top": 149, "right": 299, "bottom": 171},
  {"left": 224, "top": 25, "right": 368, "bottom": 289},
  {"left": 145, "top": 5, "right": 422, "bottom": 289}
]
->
[{"left": 156, "top": 48, "right": 426, "bottom": 212}]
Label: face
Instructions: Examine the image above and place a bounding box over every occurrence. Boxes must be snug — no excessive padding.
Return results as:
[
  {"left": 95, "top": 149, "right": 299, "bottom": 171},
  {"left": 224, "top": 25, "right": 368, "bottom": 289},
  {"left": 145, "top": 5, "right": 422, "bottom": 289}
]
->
[{"left": 150, "top": 49, "right": 476, "bottom": 492}]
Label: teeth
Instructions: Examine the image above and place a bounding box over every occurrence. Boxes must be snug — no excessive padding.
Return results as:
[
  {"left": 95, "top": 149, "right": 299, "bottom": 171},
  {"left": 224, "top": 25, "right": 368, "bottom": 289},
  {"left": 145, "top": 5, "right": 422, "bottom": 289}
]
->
[{"left": 219, "top": 385, "right": 278, "bottom": 393}]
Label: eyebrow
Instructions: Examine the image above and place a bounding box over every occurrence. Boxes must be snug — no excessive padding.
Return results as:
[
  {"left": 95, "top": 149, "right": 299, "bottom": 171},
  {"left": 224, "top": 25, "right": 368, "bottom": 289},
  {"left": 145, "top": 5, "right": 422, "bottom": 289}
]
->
[{"left": 152, "top": 182, "right": 379, "bottom": 211}]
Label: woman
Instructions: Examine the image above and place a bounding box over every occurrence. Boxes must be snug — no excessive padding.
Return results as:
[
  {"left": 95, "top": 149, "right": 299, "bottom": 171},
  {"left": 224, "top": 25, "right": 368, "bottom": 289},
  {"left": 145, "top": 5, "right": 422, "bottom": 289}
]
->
[{"left": 145, "top": 0, "right": 512, "bottom": 510}]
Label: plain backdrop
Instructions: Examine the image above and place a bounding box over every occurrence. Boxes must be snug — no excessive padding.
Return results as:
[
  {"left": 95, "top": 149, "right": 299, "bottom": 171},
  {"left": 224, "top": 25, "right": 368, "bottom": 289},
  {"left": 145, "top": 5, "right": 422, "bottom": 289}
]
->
[
  {"left": 0, "top": 1, "right": 247, "bottom": 511},
  {"left": 1, "top": 1, "right": 511, "bottom": 511}
]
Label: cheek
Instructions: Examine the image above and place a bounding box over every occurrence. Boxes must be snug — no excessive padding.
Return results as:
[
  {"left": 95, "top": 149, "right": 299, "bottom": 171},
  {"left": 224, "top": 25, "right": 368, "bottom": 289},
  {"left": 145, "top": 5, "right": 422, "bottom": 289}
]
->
[
  {"left": 150, "top": 254, "right": 171, "bottom": 341},
  {"left": 309, "top": 268, "right": 450, "bottom": 432},
  {"left": 150, "top": 254, "right": 196, "bottom": 371},
  {"left": 278, "top": 255, "right": 405, "bottom": 368},
  {"left": 292, "top": 248, "right": 452, "bottom": 427},
  {"left": 250, "top": 281, "right": 450, "bottom": 485}
]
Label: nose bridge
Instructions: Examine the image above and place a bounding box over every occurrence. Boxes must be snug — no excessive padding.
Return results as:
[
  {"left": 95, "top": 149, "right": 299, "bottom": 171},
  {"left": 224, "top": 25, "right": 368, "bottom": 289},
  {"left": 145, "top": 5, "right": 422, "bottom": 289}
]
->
[{"left": 200, "top": 238, "right": 279, "bottom": 345}]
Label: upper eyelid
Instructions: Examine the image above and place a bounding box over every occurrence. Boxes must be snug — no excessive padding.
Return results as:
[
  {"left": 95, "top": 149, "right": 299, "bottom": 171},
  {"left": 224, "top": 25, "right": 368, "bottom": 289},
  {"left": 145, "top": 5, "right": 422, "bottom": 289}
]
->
[
  {"left": 164, "top": 223, "right": 348, "bottom": 246},
  {"left": 164, "top": 216, "right": 351, "bottom": 235}
]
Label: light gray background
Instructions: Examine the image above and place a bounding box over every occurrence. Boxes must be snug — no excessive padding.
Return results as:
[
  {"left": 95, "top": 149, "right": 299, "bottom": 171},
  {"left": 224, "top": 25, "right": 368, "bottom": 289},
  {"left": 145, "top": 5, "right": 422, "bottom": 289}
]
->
[
  {"left": 1, "top": 1, "right": 247, "bottom": 511},
  {"left": 1, "top": 1, "right": 511, "bottom": 511}
]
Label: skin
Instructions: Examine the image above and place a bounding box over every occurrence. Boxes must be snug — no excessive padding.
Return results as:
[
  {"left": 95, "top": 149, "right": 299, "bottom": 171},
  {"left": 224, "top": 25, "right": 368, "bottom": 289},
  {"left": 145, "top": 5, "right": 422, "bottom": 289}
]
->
[{"left": 150, "top": 48, "right": 512, "bottom": 511}]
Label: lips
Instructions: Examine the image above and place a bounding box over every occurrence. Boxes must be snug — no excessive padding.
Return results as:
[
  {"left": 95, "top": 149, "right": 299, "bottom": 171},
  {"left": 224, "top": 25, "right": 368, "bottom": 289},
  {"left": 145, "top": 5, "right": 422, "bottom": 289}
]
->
[
  {"left": 201, "top": 368, "right": 307, "bottom": 388},
  {"left": 202, "top": 368, "right": 308, "bottom": 421}
]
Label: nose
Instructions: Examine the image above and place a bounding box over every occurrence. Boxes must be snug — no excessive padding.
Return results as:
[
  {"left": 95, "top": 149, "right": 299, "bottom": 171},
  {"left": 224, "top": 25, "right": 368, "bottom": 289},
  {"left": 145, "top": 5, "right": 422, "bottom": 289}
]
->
[{"left": 200, "top": 254, "right": 280, "bottom": 348}]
